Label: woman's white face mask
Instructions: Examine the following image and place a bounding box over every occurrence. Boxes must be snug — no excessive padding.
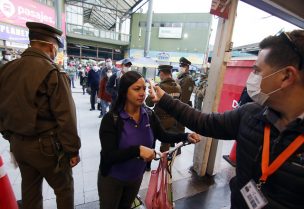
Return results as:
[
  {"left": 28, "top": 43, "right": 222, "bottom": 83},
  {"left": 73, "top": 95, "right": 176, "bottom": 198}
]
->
[{"left": 246, "top": 68, "right": 285, "bottom": 105}]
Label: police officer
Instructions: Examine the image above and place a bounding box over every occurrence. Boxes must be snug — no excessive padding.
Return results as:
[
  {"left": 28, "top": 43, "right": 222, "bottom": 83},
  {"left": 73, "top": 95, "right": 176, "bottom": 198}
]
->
[
  {"left": 0, "top": 22, "right": 81, "bottom": 209},
  {"left": 194, "top": 72, "right": 208, "bottom": 111},
  {"left": 146, "top": 65, "right": 181, "bottom": 152}
]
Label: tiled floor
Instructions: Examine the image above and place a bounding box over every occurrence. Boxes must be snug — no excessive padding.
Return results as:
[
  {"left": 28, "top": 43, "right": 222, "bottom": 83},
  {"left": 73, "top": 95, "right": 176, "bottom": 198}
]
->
[{"left": 0, "top": 82, "right": 235, "bottom": 208}]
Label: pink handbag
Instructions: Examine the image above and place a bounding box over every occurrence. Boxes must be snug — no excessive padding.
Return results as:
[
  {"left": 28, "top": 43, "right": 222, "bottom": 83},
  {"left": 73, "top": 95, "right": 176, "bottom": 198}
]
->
[{"left": 145, "top": 153, "right": 173, "bottom": 209}]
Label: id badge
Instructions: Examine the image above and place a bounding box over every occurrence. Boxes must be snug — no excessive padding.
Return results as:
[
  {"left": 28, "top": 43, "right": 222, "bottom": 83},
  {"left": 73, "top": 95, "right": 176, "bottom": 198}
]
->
[{"left": 240, "top": 180, "right": 268, "bottom": 209}]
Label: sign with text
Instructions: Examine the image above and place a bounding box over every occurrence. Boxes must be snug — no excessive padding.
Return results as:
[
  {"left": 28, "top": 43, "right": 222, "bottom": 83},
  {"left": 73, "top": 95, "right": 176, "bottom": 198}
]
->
[
  {"left": 158, "top": 27, "right": 182, "bottom": 39},
  {"left": 210, "top": 0, "right": 231, "bottom": 19},
  {"left": 0, "top": 22, "right": 29, "bottom": 44},
  {"left": 0, "top": 0, "right": 56, "bottom": 28}
]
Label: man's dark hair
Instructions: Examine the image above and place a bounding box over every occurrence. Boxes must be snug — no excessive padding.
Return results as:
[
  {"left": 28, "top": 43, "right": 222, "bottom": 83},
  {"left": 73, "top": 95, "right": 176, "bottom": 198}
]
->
[{"left": 259, "top": 30, "right": 304, "bottom": 71}]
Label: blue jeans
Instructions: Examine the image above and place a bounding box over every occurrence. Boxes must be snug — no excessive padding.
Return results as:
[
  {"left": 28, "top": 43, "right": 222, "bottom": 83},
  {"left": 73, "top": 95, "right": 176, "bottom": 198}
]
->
[{"left": 100, "top": 99, "right": 110, "bottom": 116}]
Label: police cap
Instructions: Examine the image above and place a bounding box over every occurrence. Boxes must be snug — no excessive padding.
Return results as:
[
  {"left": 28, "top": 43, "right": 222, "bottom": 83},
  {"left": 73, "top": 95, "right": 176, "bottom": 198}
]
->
[
  {"left": 26, "top": 22, "right": 64, "bottom": 48},
  {"left": 158, "top": 65, "right": 173, "bottom": 74},
  {"left": 2, "top": 50, "right": 11, "bottom": 56},
  {"left": 179, "top": 57, "right": 191, "bottom": 66}
]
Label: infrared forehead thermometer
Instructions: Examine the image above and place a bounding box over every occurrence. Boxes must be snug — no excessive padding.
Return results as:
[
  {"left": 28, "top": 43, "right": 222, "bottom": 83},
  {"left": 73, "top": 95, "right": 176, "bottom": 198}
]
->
[{"left": 148, "top": 80, "right": 156, "bottom": 97}]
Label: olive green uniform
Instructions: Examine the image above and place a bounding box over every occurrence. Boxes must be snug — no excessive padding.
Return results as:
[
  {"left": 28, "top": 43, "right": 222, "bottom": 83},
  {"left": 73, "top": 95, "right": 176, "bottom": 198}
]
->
[
  {"left": 194, "top": 78, "right": 208, "bottom": 111},
  {"left": 177, "top": 72, "right": 195, "bottom": 105},
  {"left": 0, "top": 47, "right": 81, "bottom": 209},
  {"left": 146, "top": 78, "right": 181, "bottom": 151},
  {"left": 176, "top": 72, "right": 195, "bottom": 135}
]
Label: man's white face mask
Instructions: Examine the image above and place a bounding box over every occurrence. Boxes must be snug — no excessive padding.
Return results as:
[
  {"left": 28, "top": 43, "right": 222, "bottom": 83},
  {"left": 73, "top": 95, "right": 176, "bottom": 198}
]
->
[
  {"left": 246, "top": 68, "right": 284, "bottom": 106},
  {"left": 106, "top": 61, "right": 112, "bottom": 69},
  {"left": 93, "top": 66, "right": 99, "bottom": 71},
  {"left": 123, "top": 67, "right": 131, "bottom": 72}
]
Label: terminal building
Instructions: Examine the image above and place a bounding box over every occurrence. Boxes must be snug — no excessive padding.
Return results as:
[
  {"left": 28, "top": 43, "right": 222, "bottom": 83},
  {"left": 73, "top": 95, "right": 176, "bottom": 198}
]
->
[
  {"left": 130, "top": 13, "right": 212, "bottom": 67},
  {"left": 0, "top": 0, "right": 212, "bottom": 67}
]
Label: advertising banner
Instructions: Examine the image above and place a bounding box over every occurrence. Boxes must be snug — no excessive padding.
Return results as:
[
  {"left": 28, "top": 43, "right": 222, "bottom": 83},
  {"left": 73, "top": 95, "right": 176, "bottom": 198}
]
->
[
  {"left": 0, "top": 22, "right": 29, "bottom": 44},
  {"left": 158, "top": 27, "right": 182, "bottom": 39},
  {"left": 0, "top": 0, "right": 56, "bottom": 28},
  {"left": 210, "top": 0, "right": 231, "bottom": 19}
]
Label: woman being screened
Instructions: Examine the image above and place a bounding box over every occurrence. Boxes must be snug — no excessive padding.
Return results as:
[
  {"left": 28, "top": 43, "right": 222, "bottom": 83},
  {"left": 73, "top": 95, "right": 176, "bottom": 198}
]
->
[{"left": 98, "top": 71, "right": 200, "bottom": 209}]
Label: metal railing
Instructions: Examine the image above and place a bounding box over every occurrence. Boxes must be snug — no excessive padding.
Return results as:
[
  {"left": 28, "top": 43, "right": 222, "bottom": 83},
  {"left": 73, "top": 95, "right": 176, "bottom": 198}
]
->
[{"left": 66, "top": 23, "right": 130, "bottom": 43}]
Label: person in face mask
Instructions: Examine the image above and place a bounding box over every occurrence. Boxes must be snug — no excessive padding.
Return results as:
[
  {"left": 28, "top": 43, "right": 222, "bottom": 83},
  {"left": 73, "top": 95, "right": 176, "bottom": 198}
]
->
[
  {"left": 106, "top": 58, "right": 132, "bottom": 103},
  {"left": 0, "top": 50, "right": 12, "bottom": 68},
  {"left": 177, "top": 57, "right": 195, "bottom": 105},
  {"left": 147, "top": 29, "right": 304, "bottom": 209},
  {"left": 98, "top": 69, "right": 113, "bottom": 118},
  {"left": 100, "top": 58, "right": 118, "bottom": 80},
  {"left": 175, "top": 57, "right": 195, "bottom": 155},
  {"left": 0, "top": 21, "right": 81, "bottom": 209},
  {"left": 88, "top": 61, "right": 102, "bottom": 110}
]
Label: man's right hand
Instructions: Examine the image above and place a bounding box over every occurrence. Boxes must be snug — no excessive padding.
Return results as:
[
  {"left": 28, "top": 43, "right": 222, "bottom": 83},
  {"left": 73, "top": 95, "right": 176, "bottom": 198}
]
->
[{"left": 148, "top": 80, "right": 165, "bottom": 103}]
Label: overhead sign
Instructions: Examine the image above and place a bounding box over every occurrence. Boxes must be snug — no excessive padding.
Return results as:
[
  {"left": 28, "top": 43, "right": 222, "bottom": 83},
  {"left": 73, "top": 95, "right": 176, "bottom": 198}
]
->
[
  {"left": 0, "top": 0, "right": 56, "bottom": 28},
  {"left": 0, "top": 22, "right": 29, "bottom": 44},
  {"left": 157, "top": 52, "right": 170, "bottom": 61},
  {"left": 210, "top": 0, "right": 231, "bottom": 19},
  {"left": 158, "top": 27, "right": 182, "bottom": 39}
]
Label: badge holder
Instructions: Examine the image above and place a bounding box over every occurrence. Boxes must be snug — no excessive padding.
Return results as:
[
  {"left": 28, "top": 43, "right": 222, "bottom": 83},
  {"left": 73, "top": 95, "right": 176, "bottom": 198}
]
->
[{"left": 240, "top": 180, "right": 268, "bottom": 209}]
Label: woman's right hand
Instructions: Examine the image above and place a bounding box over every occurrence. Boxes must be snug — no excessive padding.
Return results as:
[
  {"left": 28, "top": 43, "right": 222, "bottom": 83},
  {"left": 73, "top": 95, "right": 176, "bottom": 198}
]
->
[{"left": 139, "top": 146, "right": 155, "bottom": 162}]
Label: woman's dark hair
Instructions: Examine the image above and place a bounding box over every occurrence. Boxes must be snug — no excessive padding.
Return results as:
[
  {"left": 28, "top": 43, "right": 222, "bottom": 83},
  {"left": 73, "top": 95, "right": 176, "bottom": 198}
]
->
[{"left": 110, "top": 71, "right": 144, "bottom": 113}]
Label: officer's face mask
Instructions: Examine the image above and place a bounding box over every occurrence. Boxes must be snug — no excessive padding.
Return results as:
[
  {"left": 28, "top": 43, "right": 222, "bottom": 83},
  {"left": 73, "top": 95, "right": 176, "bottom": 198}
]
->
[
  {"left": 52, "top": 45, "right": 58, "bottom": 61},
  {"left": 4, "top": 55, "right": 11, "bottom": 61},
  {"left": 246, "top": 68, "right": 285, "bottom": 106},
  {"left": 179, "top": 66, "right": 186, "bottom": 73},
  {"left": 31, "top": 40, "right": 58, "bottom": 61}
]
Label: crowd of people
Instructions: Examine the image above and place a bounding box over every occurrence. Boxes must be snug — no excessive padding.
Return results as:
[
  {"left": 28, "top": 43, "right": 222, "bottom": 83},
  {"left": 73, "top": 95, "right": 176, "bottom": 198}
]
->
[{"left": 0, "top": 20, "right": 304, "bottom": 209}]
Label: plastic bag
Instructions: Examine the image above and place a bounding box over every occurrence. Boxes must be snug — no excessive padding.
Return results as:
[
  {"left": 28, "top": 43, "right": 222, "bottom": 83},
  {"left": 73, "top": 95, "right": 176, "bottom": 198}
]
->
[{"left": 145, "top": 153, "right": 172, "bottom": 209}]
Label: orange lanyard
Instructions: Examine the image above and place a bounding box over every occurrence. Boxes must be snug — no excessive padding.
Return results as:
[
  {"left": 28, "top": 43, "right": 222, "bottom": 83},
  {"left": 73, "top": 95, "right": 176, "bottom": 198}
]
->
[{"left": 260, "top": 124, "right": 304, "bottom": 182}]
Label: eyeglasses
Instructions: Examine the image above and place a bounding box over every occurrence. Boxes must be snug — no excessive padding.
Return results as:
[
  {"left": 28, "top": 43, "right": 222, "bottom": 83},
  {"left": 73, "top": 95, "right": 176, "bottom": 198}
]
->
[{"left": 278, "top": 32, "right": 303, "bottom": 70}]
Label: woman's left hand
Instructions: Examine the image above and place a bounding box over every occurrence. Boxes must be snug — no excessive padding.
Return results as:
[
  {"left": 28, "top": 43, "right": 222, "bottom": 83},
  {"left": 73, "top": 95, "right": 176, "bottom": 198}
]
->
[{"left": 187, "top": 133, "right": 201, "bottom": 144}]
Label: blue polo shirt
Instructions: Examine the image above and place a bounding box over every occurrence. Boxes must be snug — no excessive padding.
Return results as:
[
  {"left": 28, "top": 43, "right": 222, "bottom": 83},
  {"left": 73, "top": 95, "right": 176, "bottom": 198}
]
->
[{"left": 109, "top": 107, "right": 154, "bottom": 181}]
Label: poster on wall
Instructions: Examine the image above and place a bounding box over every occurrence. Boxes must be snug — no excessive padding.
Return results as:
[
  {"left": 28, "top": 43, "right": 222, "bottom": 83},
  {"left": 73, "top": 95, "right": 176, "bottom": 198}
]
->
[
  {"left": 210, "top": 0, "right": 231, "bottom": 19},
  {"left": 0, "top": 22, "right": 29, "bottom": 44},
  {"left": 0, "top": 0, "right": 56, "bottom": 27}
]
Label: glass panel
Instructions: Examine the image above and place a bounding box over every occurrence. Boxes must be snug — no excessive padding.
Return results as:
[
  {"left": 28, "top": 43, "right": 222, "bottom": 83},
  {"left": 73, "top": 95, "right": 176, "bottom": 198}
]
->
[
  {"left": 67, "top": 47, "right": 80, "bottom": 57},
  {"left": 98, "top": 51, "right": 112, "bottom": 59},
  {"left": 82, "top": 49, "right": 97, "bottom": 58}
]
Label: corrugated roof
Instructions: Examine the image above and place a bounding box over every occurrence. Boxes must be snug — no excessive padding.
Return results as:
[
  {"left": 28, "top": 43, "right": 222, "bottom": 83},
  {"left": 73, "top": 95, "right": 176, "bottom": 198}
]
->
[{"left": 66, "top": 0, "right": 147, "bottom": 30}]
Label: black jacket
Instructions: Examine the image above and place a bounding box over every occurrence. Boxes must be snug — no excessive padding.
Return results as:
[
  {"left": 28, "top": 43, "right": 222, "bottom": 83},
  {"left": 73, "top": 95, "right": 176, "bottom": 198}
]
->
[
  {"left": 158, "top": 94, "right": 304, "bottom": 209},
  {"left": 106, "top": 71, "right": 120, "bottom": 103},
  {"left": 99, "top": 107, "right": 188, "bottom": 176},
  {"left": 88, "top": 69, "right": 101, "bottom": 89}
]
